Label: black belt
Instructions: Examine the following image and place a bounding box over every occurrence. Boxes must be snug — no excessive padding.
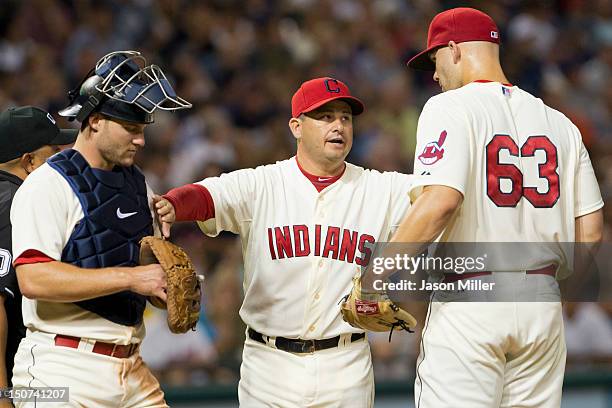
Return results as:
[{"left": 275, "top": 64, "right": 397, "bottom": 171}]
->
[{"left": 248, "top": 328, "right": 365, "bottom": 354}]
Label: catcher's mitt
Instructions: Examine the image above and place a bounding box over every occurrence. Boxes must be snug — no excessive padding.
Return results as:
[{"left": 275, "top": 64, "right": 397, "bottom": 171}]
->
[
  {"left": 139, "top": 236, "right": 201, "bottom": 334},
  {"left": 341, "top": 276, "right": 417, "bottom": 337}
]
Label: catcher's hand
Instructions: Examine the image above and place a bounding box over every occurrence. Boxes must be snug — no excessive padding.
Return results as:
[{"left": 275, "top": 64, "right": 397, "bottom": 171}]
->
[
  {"left": 139, "top": 236, "right": 202, "bottom": 333},
  {"left": 340, "top": 275, "right": 417, "bottom": 334}
]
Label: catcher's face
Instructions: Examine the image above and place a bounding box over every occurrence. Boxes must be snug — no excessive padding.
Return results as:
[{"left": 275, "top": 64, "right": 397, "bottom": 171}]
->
[
  {"left": 292, "top": 100, "right": 353, "bottom": 167},
  {"left": 95, "top": 116, "right": 146, "bottom": 168}
]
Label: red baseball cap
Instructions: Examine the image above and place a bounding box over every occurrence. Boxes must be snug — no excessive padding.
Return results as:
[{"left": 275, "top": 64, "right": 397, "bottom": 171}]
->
[
  {"left": 291, "top": 77, "right": 365, "bottom": 118},
  {"left": 407, "top": 7, "right": 500, "bottom": 71}
]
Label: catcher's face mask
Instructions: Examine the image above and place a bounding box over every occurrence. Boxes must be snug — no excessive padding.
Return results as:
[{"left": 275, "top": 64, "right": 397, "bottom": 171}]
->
[{"left": 60, "top": 50, "right": 191, "bottom": 124}]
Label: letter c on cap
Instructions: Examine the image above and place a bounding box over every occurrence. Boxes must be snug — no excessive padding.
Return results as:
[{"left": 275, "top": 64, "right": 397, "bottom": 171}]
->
[{"left": 325, "top": 79, "right": 341, "bottom": 93}]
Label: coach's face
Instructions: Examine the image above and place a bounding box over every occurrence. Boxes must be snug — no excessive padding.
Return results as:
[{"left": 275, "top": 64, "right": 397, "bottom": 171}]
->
[
  {"left": 431, "top": 42, "right": 463, "bottom": 92},
  {"left": 291, "top": 100, "right": 353, "bottom": 165},
  {"left": 93, "top": 115, "right": 146, "bottom": 168}
]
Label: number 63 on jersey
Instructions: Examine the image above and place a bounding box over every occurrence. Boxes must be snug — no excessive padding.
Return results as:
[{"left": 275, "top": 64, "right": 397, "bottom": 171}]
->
[{"left": 486, "top": 134, "right": 560, "bottom": 208}]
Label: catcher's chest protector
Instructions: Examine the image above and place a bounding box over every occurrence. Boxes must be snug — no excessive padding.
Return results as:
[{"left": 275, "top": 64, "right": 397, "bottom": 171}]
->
[{"left": 48, "top": 149, "right": 153, "bottom": 326}]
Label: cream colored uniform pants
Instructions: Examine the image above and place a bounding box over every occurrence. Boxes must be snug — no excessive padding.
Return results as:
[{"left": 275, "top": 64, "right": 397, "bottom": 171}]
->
[
  {"left": 415, "top": 273, "right": 566, "bottom": 408},
  {"left": 12, "top": 330, "right": 167, "bottom": 408},
  {"left": 239, "top": 332, "right": 374, "bottom": 407}
]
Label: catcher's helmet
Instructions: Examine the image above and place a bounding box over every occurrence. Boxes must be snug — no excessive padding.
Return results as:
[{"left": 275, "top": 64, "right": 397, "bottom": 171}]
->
[{"left": 60, "top": 50, "right": 191, "bottom": 124}]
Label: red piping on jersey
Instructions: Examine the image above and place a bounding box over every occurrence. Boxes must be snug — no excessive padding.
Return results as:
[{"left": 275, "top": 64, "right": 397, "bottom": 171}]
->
[
  {"left": 14, "top": 249, "right": 54, "bottom": 266},
  {"left": 295, "top": 157, "right": 345, "bottom": 192},
  {"left": 473, "top": 79, "right": 514, "bottom": 87},
  {"left": 163, "top": 184, "right": 215, "bottom": 221}
]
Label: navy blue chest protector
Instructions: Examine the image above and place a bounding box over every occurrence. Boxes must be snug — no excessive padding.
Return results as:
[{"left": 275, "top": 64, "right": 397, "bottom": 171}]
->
[{"left": 48, "top": 149, "right": 153, "bottom": 326}]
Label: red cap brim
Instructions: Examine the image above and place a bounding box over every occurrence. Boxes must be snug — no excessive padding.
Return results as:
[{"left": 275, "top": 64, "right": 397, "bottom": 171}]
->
[
  {"left": 406, "top": 44, "right": 445, "bottom": 71},
  {"left": 298, "top": 95, "right": 365, "bottom": 117}
]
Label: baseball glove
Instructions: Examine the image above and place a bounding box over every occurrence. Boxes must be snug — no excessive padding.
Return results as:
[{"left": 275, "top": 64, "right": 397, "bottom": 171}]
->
[
  {"left": 139, "top": 236, "right": 201, "bottom": 334},
  {"left": 340, "top": 275, "right": 417, "bottom": 336}
]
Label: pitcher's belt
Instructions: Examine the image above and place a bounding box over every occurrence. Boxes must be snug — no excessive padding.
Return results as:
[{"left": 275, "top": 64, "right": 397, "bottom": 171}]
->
[
  {"left": 248, "top": 327, "right": 365, "bottom": 354},
  {"left": 443, "top": 264, "right": 556, "bottom": 283}
]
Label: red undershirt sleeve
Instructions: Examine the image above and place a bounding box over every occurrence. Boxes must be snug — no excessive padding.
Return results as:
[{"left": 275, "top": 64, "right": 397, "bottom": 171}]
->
[
  {"left": 163, "top": 184, "right": 216, "bottom": 222},
  {"left": 14, "top": 250, "right": 55, "bottom": 267}
]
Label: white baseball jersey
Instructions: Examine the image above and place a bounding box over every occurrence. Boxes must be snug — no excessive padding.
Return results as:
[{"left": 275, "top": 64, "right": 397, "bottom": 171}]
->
[
  {"left": 10, "top": 162, "right": 159, "bottom": 344},
  {"left": 197, "top": 157, "right": 413, "bottom": 339},
  {"left": 410, "top": 81, "right": 603, "bottom": 275}
]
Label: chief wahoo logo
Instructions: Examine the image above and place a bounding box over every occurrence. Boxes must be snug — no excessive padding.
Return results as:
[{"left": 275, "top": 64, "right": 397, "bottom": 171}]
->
[{"left": 418, "top": 130, "right": 447, "bottom": 165}]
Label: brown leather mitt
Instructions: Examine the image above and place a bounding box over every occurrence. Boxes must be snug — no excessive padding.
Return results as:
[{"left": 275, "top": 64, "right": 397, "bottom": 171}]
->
[
  {"left": 341, "top": 276, "right": 417, "bottom": 335},
  {"left": 139, "top": 236, "right": 201, "bottom": 333}
]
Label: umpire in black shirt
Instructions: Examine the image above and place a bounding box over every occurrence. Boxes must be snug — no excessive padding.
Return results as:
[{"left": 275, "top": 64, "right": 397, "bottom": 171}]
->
[{"left": 0, "top": 106, "right": 76, "bottom": 398}]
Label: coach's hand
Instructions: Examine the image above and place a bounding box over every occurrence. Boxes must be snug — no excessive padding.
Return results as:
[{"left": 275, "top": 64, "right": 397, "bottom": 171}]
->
[{"left": 153, "top": 195, "right": 176, "bottom": 238}]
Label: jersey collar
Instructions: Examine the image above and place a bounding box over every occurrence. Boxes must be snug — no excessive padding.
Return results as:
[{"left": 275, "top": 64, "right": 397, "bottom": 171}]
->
[
  {"left": 473, "top": 79, "right": 514, "bottom": 87},
  {"left": 295, "top": 156, "right": 345, "bottom": 193}
]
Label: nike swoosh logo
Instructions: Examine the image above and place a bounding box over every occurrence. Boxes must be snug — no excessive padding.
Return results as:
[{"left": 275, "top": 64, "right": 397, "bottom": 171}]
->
[
  {"left": 318, "top": 177, "right": 333, "bottom": 182},
  {"left": 116, "top": 208, "right": 138, "bottom": 219}
]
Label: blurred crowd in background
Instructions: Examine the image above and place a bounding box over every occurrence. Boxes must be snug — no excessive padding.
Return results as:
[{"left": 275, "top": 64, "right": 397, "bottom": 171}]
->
[{"left": 0, "top": 0, "right": 611, "bottom": 387}]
